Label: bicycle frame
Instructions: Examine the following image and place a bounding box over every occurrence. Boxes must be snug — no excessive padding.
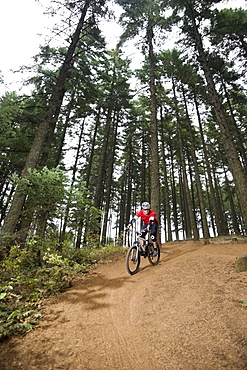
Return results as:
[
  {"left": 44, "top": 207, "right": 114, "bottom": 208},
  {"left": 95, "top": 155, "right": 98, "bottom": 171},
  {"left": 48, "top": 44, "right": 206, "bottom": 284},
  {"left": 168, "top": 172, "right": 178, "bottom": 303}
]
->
[{"left": 125, "top": 227, "right": 160, "bottom": 275}]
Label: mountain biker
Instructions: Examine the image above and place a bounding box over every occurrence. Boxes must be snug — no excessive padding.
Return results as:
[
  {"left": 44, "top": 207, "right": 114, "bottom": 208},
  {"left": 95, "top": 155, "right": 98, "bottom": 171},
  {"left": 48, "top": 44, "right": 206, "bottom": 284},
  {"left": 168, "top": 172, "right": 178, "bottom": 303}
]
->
[{"left": 127, "top": 202, "right": 159, "bottom": 257}]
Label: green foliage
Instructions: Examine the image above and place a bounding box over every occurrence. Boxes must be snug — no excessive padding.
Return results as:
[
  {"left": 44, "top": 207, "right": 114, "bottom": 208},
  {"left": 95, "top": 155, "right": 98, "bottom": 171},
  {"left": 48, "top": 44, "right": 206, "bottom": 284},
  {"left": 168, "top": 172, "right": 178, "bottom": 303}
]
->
[
  {"left": 1, "top": 0, "right": 247, "bottom": 277},
  {"left": 22, "top": 167, "right": 67, "bottom": 209},
  {"left": 0, "top": 237, "right": 125, "bottom": 341},
  {"left": 238, "top": 300, "right": 247, "bottom": 308},
  {"left": 0, "top": 92, "right": 43, "bottom": 180},
  {"left": 67, "top": 182, "right": 102, "bottom": 244},
  {"left": 212, "top": 8, "right": 247, "bottom": 38},
  {"left": 11, "top": 167, "right": 68, "bottom": 231}
]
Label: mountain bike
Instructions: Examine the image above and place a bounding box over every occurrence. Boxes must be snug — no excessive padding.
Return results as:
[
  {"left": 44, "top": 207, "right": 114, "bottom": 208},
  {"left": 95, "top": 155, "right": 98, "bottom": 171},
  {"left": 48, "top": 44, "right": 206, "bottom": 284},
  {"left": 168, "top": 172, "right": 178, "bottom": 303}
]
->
[{"left": 125, "top": 228, "right": 160, "bottom": 275}]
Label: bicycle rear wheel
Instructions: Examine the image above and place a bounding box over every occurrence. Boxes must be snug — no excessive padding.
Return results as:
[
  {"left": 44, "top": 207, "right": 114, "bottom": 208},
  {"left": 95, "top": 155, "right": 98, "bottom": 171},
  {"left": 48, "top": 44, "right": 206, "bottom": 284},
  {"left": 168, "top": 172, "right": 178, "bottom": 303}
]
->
[
  {"left": 126, "top": 245, "right": 140, "bottom": 275},
  {"left": 148, "top": 243, "right": 160, "bottom": 266}
]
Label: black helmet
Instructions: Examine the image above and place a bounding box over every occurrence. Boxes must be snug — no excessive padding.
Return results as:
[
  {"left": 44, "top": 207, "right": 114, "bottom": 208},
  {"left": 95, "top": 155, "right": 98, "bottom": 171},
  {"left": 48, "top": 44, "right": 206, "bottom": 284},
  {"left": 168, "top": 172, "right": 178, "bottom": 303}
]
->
[{"left": 142, "top": 202, "right": 150, "bottom": 209}]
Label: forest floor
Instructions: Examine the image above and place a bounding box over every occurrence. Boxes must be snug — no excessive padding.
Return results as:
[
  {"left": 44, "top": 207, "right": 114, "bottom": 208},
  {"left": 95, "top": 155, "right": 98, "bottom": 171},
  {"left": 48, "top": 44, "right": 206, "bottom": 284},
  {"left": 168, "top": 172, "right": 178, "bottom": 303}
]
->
[{"left": 1, "top": 237, "right": 247, "bottom": 369}]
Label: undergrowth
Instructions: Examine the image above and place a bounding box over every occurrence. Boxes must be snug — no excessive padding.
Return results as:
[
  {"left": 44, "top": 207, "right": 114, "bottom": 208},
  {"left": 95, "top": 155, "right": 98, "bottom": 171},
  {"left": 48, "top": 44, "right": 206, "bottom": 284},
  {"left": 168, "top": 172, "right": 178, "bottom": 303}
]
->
[{"left": 0, "top": 239, "right": 125, "bottom": 341}]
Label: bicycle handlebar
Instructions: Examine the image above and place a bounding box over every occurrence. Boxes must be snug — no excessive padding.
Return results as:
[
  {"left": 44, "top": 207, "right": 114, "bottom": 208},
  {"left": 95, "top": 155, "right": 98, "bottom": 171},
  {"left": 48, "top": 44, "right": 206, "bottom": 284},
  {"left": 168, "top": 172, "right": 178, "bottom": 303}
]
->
[{"left": 125, "top": 227, "right": 149, "bottom": 233}]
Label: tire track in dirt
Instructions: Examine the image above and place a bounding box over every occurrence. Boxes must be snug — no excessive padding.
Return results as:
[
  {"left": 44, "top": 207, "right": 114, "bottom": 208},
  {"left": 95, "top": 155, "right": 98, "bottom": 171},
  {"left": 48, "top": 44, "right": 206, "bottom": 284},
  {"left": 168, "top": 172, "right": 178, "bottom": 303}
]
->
[
  {"left": 0, "top": 242, "right": 200, "bottom": 370},
  {"left": 1, "top": 240, "right": 247, "bottom": 369}
]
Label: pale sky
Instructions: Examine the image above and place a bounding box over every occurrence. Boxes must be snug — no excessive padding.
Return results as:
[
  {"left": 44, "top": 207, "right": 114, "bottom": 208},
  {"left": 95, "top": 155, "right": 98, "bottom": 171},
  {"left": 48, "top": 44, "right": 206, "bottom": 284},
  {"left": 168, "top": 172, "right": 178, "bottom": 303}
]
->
[
  {"left": 0, "top": 0, "right": 52, "bottom": 92},
  {"left": 0, "top": 0, "right": 123, "bottom": 94}
]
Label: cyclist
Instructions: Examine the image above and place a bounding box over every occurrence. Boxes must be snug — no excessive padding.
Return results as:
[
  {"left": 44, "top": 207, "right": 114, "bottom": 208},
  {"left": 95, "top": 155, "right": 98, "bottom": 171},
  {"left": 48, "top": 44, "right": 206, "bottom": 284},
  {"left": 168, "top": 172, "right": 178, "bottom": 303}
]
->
[{"left": 127, "top": 202, "right": 159, "bottom": 256}]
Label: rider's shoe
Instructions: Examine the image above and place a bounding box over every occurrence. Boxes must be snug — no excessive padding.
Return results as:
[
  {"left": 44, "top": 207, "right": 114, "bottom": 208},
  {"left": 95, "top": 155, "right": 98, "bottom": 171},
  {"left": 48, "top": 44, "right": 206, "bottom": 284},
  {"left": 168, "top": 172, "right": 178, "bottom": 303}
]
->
[{"left": 151, "top": 249, "right": 158, "bottom": 257}]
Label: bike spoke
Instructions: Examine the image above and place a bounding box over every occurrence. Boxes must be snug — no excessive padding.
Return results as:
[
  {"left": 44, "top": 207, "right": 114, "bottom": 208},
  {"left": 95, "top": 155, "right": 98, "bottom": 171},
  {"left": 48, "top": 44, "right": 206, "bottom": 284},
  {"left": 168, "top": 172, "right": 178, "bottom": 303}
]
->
[
  {"left": 126, "top": 246, "right": 140, "bottom": 275},
  {"left": 148, "top": 244, "right": 160, "bottom": 266}
]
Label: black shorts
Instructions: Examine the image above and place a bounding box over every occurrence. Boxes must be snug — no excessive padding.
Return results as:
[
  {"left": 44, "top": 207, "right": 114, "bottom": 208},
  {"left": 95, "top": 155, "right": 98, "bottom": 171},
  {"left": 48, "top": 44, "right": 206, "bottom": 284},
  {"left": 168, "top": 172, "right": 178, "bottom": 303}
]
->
[{"left": 140, "top": 222, "right": 158, "bottom": 242}]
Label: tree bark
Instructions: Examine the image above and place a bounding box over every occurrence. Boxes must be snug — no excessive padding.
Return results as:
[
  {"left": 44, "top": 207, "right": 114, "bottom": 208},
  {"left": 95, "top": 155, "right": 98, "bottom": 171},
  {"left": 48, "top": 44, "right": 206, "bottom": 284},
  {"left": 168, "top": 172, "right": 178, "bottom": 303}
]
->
[
  {"left": 182, "top": 86, "right": 210, "bottom": 239},
  {"left": 223, "top": 167, "right": 241, "bottom": 235},
  {"left": 172, "top": 77, "right": 199, "bottom": 240},
  {"left": 170, "top": 147, "right": 179, "bottom": 240},
  {"left": 194, "top": 94, "right": 225, "bottom": 236},
  {"left": 159, "top": 107, "right": 172, "bottom": 242},
  {"left": 101, "top": 113, "right": 119, "bottom": 244},
  {"left": 190, "top": 8, "right": 247, "bottom": 230},
  {"left": 147, "top": 18, "right": 160, "bottom": 219},
  {"left": 221, "top": 78, "right": 247, "bottom": 174},
  {"left": 1, "top": 0, "right": 90, "bottom": 235},
  {"left": 60, "top": 119, "right": 85, "bottom": 249}
]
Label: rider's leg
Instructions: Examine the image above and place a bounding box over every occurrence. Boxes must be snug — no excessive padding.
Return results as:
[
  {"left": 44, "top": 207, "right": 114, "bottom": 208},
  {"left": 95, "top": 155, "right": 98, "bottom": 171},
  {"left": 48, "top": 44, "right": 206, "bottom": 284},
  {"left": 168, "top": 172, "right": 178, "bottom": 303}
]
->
[
  {"left": 140, "top": 239, "right": 145, "bottom": 247},
  {"left": 150, "top": 222, "right": 158, "bottom": 254},
  {"left": 139, "top": 226, "right": 148, "bottom": 248},
  {"left": 152, "top": 241, "right": 158, "bottom": 248}
]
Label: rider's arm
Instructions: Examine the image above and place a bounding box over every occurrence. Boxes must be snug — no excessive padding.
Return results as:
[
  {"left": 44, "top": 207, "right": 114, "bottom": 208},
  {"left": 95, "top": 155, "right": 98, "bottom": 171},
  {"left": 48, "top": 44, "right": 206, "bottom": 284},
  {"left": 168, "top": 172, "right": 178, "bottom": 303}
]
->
[
  {"left": 148, "top": 211, "right": 156, "bottom": 225},
  {"left": 127, "top": 215, "right": 138, "bottom": 228}
]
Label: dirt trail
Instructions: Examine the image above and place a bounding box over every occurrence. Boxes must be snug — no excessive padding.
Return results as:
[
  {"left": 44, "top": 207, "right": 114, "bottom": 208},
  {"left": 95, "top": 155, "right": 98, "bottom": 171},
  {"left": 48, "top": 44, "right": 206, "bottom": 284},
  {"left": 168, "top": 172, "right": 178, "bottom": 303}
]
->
[{"left": 1, "top": 240, "right": 247, "bottom": 369}]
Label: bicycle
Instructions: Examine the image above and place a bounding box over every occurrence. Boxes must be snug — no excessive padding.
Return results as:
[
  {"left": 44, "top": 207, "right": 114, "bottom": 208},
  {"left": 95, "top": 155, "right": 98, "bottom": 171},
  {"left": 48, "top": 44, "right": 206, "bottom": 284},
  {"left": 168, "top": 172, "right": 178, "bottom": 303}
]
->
[{"left": 125, "top": 227, "right": 160, "bottom": 275}]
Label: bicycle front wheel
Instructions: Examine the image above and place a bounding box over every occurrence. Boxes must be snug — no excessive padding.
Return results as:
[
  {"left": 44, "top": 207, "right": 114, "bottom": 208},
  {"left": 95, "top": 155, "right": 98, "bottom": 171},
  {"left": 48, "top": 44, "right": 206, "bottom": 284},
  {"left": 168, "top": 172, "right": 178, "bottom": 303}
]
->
[
  {"left": 148, "top": 243, "right": 160, "bottom": 266},
  {"left": 126, "top": 245, "right": 140, "bottom": 275}
]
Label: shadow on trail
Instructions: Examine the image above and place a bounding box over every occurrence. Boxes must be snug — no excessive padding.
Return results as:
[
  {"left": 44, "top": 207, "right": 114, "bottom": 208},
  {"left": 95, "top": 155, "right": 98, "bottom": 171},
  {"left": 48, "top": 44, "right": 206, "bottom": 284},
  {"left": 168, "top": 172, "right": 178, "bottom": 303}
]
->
[
  {"left": 55, "top": 273, "right": 132, "bottom": 311},
  {"left": 55, "top": 243, "right": 201, "bottom": 310}
]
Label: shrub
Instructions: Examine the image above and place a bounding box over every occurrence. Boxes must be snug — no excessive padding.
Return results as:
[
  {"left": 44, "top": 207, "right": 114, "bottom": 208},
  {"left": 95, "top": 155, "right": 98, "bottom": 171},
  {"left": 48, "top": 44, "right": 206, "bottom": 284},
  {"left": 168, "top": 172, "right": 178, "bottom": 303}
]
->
[{"left": 0, "top": 240, "right": 124, "bottom": 341}]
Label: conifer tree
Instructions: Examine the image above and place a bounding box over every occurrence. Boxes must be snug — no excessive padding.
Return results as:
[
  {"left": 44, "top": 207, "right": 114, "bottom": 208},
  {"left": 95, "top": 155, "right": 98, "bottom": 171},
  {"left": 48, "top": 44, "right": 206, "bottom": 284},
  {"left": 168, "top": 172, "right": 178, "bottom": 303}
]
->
[
  {"left": 0, "top": 0, "right": 109, "bottom": 236},
  {"left": 170, "top": 0, "right": 247, "bottom": 229}
]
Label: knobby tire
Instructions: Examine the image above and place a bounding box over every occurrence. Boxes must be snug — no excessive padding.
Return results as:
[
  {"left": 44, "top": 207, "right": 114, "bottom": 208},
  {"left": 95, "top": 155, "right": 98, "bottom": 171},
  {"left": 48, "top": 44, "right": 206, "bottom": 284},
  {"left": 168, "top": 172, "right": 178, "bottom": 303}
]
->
[
  {"left": 126, "top": 245, "right": 140, "bottom": 275},
  {"left": 147, "top": 243, "right": 160, "bottom": 266}
]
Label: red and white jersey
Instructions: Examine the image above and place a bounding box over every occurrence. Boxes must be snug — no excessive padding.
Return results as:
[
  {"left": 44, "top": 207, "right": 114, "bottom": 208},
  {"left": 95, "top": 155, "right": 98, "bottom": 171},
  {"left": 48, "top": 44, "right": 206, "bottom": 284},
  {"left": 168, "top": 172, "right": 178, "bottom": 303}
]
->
[{"left": 134, "top": 209, "right": 158, "bottom": 225}]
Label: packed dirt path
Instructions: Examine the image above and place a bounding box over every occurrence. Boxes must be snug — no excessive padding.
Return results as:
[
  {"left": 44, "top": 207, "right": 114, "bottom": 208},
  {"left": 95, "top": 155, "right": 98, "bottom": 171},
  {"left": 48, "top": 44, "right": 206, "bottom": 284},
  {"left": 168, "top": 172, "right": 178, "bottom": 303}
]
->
[{"left": 1, "top": 239, "right": 247, "bottom": 369}]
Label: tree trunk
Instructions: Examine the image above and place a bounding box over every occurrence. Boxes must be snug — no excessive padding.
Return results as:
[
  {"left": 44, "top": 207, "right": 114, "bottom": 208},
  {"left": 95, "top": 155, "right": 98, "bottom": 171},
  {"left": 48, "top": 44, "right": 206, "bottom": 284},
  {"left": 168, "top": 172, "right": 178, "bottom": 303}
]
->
[
  {"left": 172, "top": 77, "right": 199, "bottom": 240},
  {"left": 93, "top": 108, "right": 113, "bottom": 210},
  {"left": 170, "top": 145, "right": 179, "bottom": 240},
  {"left": 60, "top": 119, "right": 85, "bottom": 249},
  {"left": 101, "top": 113, "right": 119, "bottom": 244},
  {"left": 159, "top": 107, "right": 172, "bottom": 242},
  {"left": 118, "top": 179, "right": 127, "bottom": 236},
  {"left": 182, "top": 86, "right": 210, "bottom": 239},
  {"left": 213, "top": 169, "right": 229, "bottom": 235},
  {"left": 1, "top": 0, "right": 90, "bottom": 235},
  {"left": 221, "top": 78, "right": 247, "bottom": 173},
  {"left": 54, "top": 93, "right": 75, "bottom": 168},
  {"left": 191, "top": 9, "right": 247, "bottom": 229},
  {"left": 140, "top": 132, "right": 148, "bottom": 202},
  {"left": 223, "top": 167, "right": 241, "bottom": 235},
  {"left": 76, "top": 111, "right": 101, "bottom": 247},
  {"left": 147, "top": 18, "right": 160, "bottom": 218},
  {"left": 0, "top": 183, "right": 14, "bottom": 227},
  {"left": 194, "top": 94, "right": 224, "bottom": 236},
  {"left": 85, "top": 109, "right": 101, "bottom": 188}
]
